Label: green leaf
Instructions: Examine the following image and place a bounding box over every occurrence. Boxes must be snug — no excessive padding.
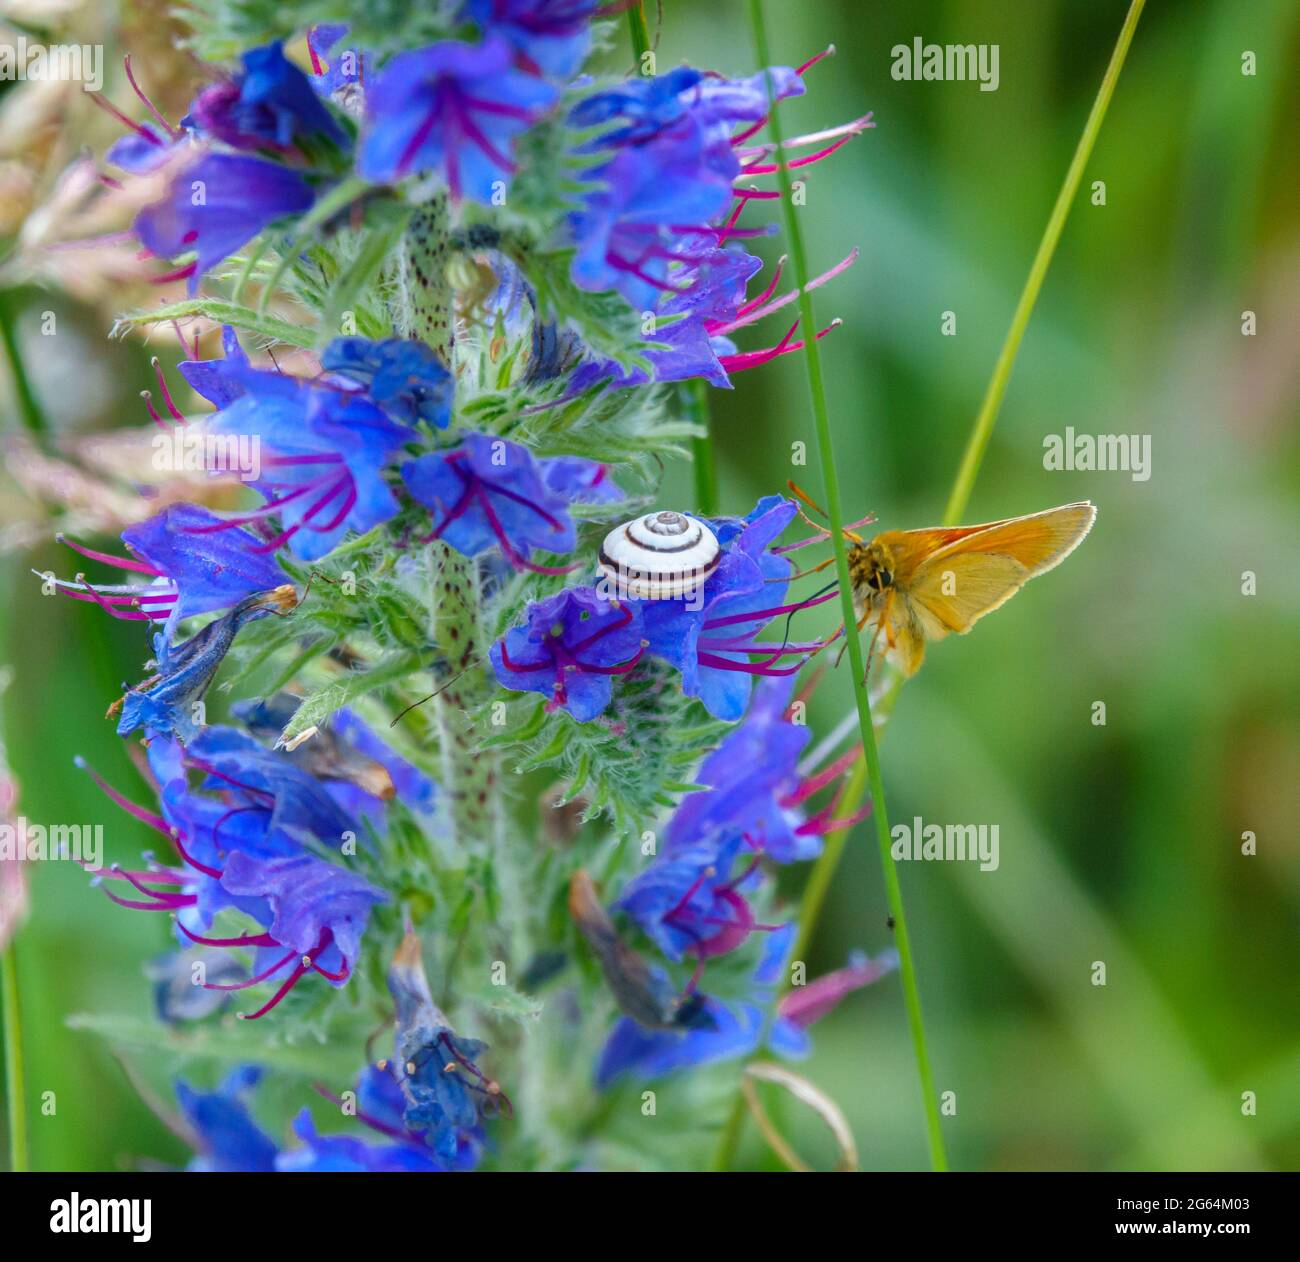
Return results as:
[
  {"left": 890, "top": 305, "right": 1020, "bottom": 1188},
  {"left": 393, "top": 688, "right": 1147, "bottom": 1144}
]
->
[
  {"left": 281, "top": 650, "right": 427, "bottom": 741},
  {"left": 112, "top": 300, "right": 317, "bottom": 348}
]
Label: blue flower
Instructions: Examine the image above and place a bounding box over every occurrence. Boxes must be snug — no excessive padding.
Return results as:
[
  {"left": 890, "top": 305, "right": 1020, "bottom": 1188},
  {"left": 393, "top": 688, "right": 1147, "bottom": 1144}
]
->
[
  {"left": 386, "top": 933, "right": 495, "bottom": 1165},
  {"left": 214, "top": 850, "right": 386, "bottom": 1004},
  {"left": 615, "top": 836, "right": 770, "bottom": 963},
  {"left": 464, "top": 0, "right": 596, "bottom": 79},
  {"left": 568, "top": 246, "right": 763, "bottom": 391},
  {"left": 636, "top": 495, "right": 830, "bottom": 721},
  {"left": 595, "top": 994, "right": 763, "bottom": 1087},
  {"left": 176, "top": 1066, "right": 279, "bottom": 1171},
  {"left": 595, "top": 922, "right": 899, "bottom": 1085},
  {"left": 134, "top": 153, "right": 314, "bottom": 292},
  {"left": 402, "top": 432, "right": 611, "bottom": 572},
  {"left": 320, "top": 336, "right": 453, "bottom": 428},
  {"left": 185, "top": 41, "right": 346, "bottom": 151},
  {"left": 358, "top": 37, "right": 558, "bottom": 201},
  {"left": 115, "top": 585, "right": 299, "bottom": 743},
  {"left": 594, "top": 923, "right": 792, "bottom": 1086},
  {"left": 232, "top": 695, "right": 437, "bottom": 826},
  {"left": 666, "top": 673, "right": 817, "bottom": 863},
  {"left": 182, "top": 725, "right": 360, "bottom": 850},
  {"left": 569, "top": 869, "right": 711, "bottom": 1029},
  {"left": 569, "top": 68, "right": 706, "bottom": 145},
  {"left": 203, "top": 365, "right": 414, "bottom": 561},
  {"left": 105, "top": 123, "right": 183, "bottom": 175},
  {"left": 307, "top": 25, "right": 373, "bottom": 99},
  {"left": 43, "top": 503, "right": 285, "bottom": 626},
  {"left": 490, "top": 586, "right": 645, "bottom": 721},
  {"left": 277, "top": 1111, "right": 443, "bottom": 1172},
  {"left": 568, "top": 125, "right": 733, "bottom": 310},
  {"left": 177, "top": 324, "right": 251, "bottom": 408}
]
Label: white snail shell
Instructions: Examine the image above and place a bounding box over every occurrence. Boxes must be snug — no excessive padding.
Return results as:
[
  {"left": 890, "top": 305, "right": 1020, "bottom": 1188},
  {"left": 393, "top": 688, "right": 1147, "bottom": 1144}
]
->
[{"left": 597, "top": 511, "right": 721, "bottom": 600}]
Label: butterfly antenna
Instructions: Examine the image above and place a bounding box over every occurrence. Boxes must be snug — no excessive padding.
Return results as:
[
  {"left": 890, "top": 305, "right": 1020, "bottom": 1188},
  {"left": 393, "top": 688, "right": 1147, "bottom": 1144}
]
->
[{"left": 786, "top": 479, "right": 866, "bottom": 544}]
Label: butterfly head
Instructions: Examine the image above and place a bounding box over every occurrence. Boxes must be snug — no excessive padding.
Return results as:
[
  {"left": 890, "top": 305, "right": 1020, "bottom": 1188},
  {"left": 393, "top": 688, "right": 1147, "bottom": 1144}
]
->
[{"left": 848, "top": 538, "right": 895, "bottom": 597}]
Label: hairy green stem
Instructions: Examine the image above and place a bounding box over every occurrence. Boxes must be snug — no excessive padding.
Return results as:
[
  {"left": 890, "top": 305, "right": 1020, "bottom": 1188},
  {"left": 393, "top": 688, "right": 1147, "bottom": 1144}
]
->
[
  {"left": 396, "top": 196, "right": 456, "bottom": 364},
  {"left": 944, "top": 0, "right": 1146, "bottom": 525},
  {"left": 2, "top": 944, "right": 28, "bottom": 1171}
]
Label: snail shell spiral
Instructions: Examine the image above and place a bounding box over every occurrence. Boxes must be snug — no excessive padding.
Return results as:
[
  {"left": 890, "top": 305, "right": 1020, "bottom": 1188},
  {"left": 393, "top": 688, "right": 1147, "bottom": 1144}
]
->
[{"left": 597, "top": 511, "right": 722, "bottom": 600}]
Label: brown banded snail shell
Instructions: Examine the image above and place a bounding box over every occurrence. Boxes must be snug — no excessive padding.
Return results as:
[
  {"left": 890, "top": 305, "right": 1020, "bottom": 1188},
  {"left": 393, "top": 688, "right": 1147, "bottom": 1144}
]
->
[{"left": 597, "top": 511, "right": 721, "bottom": 600}]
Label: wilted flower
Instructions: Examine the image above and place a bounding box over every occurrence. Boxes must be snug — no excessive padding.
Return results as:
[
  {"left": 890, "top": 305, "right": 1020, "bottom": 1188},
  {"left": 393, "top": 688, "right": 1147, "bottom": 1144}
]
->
[
  {"left": 384, "top": 932, "right": 495, "bottom": 1165},
  {"left": 114, "top": 585, "right": 299, "bottom": 743}
]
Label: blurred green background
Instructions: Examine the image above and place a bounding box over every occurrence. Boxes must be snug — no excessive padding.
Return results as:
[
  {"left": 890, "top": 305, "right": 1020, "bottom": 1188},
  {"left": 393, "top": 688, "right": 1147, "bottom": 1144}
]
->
[{"left": 2, "top": 0, "right": 1297, "bottom": 1171}]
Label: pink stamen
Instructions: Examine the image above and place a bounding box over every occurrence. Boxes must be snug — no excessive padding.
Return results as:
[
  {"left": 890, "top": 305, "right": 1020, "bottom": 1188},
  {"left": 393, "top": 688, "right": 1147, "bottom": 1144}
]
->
[
  {"left": 696, "top": 652, "right": 806, "bottom": 676},
  {"left": 307, "top": 29, "right": 325, "bottom": 76},
  {"left": 84, "top": 765, "right": 173, "bottom": 841},
  {"left": 742, "top": 134, "right": 857, "bottom": 177},
  {"left": 139, "top": 390, "right": 169, "bottom": 431},
  {"left": 57, "top": 535, "right": 156, "bottom": 574},
  {"left": 88, "top": 90, "right": 160, "bottom": 141},
  {"left": 177, "top": 922, "right": 280, "bottom": 949},
  {"left": 783, "top": 743, "right": 863, "bottom": 807},
  {"left": 710, "top": 249, "right": 857, "bottom": 338},
  {"left": 152, "top": 262, "right": 198, "bottom": 285},
  {"left": 206, "top": 949, "right": 298, "bottom": 992},
  {"left": 103, "top": 889, "right": 194, "bottom": 912},
  {"left": 123, "top": 54, "right": 178, "bottom": 139},
  {"left": 718, "top": 317, "right": 841, "bottom": 374},
  {"left": 150, "top": 358, "right": 185, "bottom": 422},
  {"left": 702, "top": 587, "right": 838, "bottom": 631}
]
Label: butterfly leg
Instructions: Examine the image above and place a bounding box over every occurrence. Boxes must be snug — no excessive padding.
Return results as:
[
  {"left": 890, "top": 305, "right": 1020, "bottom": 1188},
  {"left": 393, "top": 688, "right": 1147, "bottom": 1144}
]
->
[{"left": 860, "top": 590, "right": 897, "bottom": 684}]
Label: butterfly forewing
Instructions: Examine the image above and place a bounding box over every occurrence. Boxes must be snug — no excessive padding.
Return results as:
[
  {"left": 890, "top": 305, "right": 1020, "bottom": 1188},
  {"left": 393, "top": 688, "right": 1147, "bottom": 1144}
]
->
[
  {"left": 862, "top": 502, "right": 1096, "bottom": 676},
  {"left": 918, "top": 501, "right": 1096, "bottom": 576}
]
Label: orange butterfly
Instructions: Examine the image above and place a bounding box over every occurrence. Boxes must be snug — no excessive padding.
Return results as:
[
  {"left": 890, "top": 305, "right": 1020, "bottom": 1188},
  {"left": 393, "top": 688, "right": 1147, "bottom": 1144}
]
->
[{"left": 789, "top": 485, "right": 1096, "bottom": 676}]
